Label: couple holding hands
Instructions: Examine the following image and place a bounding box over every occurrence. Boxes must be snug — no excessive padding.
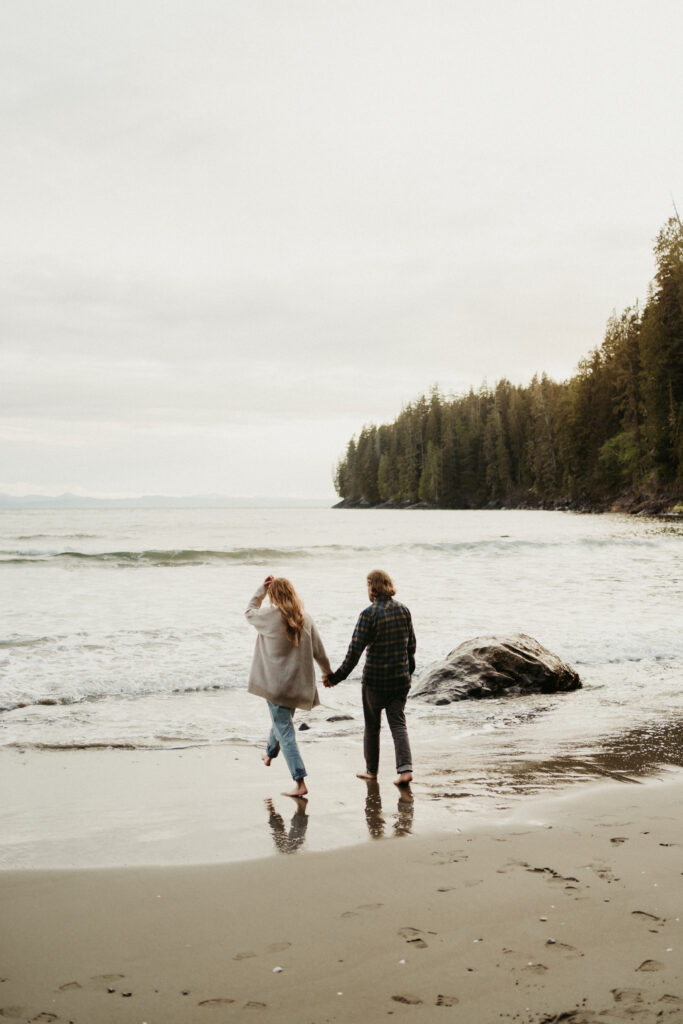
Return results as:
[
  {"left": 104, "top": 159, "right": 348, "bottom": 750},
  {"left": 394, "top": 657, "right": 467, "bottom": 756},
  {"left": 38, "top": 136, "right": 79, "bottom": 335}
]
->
[{"left": 245, "top": 569, "right": 416, "bottom": 797}]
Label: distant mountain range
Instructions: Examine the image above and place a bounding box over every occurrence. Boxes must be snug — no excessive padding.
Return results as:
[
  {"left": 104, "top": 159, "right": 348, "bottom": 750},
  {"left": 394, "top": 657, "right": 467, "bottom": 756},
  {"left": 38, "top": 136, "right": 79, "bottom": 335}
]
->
[{"left": 0, "top": 493, "right": 332, "bottom": 510}]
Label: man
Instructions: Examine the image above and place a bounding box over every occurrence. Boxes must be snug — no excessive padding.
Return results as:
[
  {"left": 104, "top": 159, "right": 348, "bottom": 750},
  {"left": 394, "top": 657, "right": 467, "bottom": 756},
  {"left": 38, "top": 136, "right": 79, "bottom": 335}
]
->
[{"left": 324, "top": 569, "right": 416, "bottom": 785}]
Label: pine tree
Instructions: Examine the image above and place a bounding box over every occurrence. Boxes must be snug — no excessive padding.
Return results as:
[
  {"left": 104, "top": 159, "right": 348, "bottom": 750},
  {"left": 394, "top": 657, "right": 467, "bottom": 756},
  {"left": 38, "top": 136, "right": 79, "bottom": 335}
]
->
[{"left": 332, "top": 216, "right": 683, "bottom": 508}]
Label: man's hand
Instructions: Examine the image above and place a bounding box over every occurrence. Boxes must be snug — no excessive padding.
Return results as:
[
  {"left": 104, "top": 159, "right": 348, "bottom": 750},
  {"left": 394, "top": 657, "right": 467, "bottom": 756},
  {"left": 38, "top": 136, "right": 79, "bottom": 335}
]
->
[{"left": 323, "top": 675, "right": 336, "bottom": 688}]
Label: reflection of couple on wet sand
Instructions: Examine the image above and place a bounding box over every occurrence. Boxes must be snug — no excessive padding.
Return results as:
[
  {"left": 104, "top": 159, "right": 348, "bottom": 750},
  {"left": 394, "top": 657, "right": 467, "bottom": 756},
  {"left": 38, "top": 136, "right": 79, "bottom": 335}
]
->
[
  {"left": 265, "top": 781, "right": 413, "bottom": 855},
  {"left": 245, "top": 569, "right": 416, "bottom": 798},
  {"left": 264, "top": 797, "right": 308, "bottom": 854},
  {"left": 364, "top": 778, "right": 414, "bottom": 839}
]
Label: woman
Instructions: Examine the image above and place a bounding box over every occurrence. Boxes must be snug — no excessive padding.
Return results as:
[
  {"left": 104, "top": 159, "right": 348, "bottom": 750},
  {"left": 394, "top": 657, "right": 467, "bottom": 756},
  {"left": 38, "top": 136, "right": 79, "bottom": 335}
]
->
[{"left": 246, "top": 575, "right": 332, "bottom": 798}]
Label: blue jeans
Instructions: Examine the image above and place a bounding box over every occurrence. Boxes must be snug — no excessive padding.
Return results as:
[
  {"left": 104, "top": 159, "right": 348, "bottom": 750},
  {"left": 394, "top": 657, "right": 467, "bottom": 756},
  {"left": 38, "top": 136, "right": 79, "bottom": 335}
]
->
[{"left": 266, "top": 701, "right": 307, "bottom": 781}]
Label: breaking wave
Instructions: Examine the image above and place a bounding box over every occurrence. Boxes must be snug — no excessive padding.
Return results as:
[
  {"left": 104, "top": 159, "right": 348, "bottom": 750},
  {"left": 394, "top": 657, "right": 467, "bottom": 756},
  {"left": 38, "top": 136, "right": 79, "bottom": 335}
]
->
[{"left": 0, "top": 535, "right": 660, "bottom": 567}]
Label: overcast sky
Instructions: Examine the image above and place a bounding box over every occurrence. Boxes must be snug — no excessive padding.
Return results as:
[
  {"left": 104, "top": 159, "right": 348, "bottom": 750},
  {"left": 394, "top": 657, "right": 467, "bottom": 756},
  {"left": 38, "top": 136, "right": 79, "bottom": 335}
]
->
[{"left": 2, "top": 0, "right": 682, "bottom": 500}]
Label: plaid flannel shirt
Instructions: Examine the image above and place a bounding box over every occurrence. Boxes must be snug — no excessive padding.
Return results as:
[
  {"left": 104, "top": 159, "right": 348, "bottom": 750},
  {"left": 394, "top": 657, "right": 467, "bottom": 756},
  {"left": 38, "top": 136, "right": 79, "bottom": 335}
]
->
[{"left": 328, "top": 597, "right": 416, "bottom": 699}]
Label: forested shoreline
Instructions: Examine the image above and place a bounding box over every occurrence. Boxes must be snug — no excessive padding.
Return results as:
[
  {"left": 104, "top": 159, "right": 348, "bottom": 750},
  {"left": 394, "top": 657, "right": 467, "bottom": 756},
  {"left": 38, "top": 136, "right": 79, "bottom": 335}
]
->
[{"left": 334, "top": 217, "right": 683, "bottom": 514}]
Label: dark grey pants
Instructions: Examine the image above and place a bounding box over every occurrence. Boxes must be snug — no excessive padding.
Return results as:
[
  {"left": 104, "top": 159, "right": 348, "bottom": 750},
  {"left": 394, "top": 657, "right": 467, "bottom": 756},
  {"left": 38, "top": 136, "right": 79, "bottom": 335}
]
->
[{"left": 362, "top": 686, "right": 412, "bottom": 775}]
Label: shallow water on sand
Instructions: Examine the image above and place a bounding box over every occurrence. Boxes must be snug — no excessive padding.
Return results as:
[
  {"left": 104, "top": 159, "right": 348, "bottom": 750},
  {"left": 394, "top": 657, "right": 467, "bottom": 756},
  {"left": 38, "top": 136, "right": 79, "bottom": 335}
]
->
[{"left": 3, "top": 728, "right": 683, "bottom": 869}]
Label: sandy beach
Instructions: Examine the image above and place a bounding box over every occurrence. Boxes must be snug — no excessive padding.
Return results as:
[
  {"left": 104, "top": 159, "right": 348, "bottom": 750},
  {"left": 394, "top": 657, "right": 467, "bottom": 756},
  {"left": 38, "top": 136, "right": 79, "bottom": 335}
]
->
[{"left": 1, "top": 745, "right": 682, "bottom": 1024}]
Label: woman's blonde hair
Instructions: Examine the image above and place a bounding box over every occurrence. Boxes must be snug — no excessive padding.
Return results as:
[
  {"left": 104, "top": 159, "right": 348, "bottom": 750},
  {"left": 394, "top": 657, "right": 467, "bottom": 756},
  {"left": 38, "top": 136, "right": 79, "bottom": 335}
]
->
[
  {"left": 268, "top": 577, "right": 305, "bottom": 646},
  {"left": 367, "top": 569, "right": 396, "bottom": 601}
]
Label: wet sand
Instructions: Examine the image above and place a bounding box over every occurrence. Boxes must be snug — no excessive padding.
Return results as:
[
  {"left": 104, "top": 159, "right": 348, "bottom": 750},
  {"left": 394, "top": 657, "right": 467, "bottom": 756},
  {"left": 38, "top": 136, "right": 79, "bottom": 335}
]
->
[
  {"left": 1, "top": 747, "right": 683, "bottom": 1023},
  {"left": 4, "top": 712, "right": 683, "bottom": 870}
]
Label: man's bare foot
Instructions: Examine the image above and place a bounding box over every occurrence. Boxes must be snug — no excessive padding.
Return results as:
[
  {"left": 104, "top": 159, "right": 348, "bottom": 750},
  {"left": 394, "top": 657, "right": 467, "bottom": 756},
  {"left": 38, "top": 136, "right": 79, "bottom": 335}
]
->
[
  {"left": 282, "top": 780, "right": 308, "bottom": 798},
  {"left": 394, "top": 771, "right": 413, "bottom": 786},
  {"left": 356, "top": 771, "right": 378, "bottom": 780},
  {"left": 262, "top": 754, "right": 272, "bottom": 767}
]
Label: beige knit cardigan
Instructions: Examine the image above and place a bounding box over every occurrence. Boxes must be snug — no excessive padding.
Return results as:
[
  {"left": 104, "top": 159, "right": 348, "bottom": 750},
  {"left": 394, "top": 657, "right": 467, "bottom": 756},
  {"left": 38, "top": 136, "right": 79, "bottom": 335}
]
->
[{"left": 245, "top": 585, "right": 332, "bottom": 711}]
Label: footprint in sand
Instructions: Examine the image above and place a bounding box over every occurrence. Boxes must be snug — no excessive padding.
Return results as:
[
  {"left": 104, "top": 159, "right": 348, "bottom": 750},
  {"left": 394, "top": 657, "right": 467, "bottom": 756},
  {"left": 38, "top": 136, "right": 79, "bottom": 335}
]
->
[
  {"left": 57, "top": 981, "right": 81, "bottom": 992},
  {"left": 636, "top": 960, "right": 664, "bottom": 972},
  {"left": 233, "top": 952, "right": 257, "bottom": 961},
  {"left": 521, "top": 863, "right": 580, "bottom": 885},
  {"left": 198, "top": 998, "right": 236, "bottom": 1007},
  {"left": 266, "top": 942, "right": 291, "bottom": 953},
  {"left": 631, "top": 910, "right": 662, "bottom": 923},
  {"left": 392, "top": 994, "right": 423, "bottom": 1005},
  {"left": 610, "top": 836, "right": 628, "bottom": 845},
  {"left": 659, "top": 995, "right": 683, "bottom": 1006},
  {"left": 435, "top": 994, "right": 459, "bottom": 1006},
  {"left": 398, "top": 927, "right": 428, "bottom": 948},
  {"left": 546, "top": 941, "right": 583, "bottom": 958},
  {"left": 611, "top": 988, "right": 644, "bottom": 1004},
  {"left": 589, "top": 864, "right": 619, "bottom": 883},
  {"left": 29, "top": 1016, "right": 58, "bottom": 1023},
  {"left": 430, "top": 851, "right": 468, "bottom": 866},
  {"left": 523, "top": 963, "right": 549, "bottom": 975},
  {"left": 90, "top": 973, "right": 125, "bottom": 984},
  {"left": 244, "top": 1002, "right": 267, "bottom": 1010},
  {"left": 342, "top": 903, "right": 383, "bottom": 919}
]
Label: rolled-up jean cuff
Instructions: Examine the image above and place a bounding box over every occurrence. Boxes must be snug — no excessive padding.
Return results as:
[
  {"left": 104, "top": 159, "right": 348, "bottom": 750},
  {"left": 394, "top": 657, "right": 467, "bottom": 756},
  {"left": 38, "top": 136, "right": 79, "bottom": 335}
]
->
[{"left": 397, "top": 763, "right": 412, "bottom": 773}]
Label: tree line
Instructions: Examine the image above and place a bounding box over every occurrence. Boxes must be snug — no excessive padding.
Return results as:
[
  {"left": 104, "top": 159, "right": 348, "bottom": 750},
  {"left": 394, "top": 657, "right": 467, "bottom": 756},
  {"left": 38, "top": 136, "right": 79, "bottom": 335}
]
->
[{"left": 334, "top": 216, "right": 683, "bottom": 511}]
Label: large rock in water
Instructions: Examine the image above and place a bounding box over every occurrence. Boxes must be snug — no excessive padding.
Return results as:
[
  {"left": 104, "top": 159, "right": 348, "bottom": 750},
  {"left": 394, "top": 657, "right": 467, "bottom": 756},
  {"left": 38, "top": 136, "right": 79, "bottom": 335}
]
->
[{"left": 411, "top": 634, "right": 582, "bottom": 704}]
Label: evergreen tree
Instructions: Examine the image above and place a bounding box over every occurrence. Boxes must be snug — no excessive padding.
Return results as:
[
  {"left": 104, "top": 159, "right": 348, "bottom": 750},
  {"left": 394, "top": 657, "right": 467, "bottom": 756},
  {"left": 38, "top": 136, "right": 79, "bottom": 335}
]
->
[
  {"left": 333, "top": 215, "right": 683, "bottom": 508},
  {"left": 639, "top": 217, "right": 683, "bottom": 481}
]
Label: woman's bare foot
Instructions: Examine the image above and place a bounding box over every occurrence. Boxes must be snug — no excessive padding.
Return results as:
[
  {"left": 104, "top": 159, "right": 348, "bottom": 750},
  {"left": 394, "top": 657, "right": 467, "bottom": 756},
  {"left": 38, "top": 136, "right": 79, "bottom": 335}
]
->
[
  {"left": 262, "top": 754, "right": 272, "bottom": 767},
  {"left": 356, "top": 771, "right": 378, "bottom": 780},
  {"left": 394, "top": 771, "right": 413, "bottom": 786},
  {"left": 282, "top": 779, "right": 308, "bottom": 798}
]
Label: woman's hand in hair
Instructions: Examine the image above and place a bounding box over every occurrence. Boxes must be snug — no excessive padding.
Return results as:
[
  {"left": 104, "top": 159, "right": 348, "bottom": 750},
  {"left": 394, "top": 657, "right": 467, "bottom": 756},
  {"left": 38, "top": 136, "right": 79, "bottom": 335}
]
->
[{"left": 264, "top": 575, "right": 274, "bottom": 590}]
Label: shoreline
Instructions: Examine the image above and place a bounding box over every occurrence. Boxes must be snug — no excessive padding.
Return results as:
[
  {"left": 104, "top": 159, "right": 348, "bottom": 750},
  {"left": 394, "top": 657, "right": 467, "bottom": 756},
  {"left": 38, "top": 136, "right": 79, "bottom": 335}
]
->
[
  {"left": 4, "top": 719, "right": 683, "bottom": 871},
  {"left": 333, "top": 496, "right": 683, "bottom": 517},
  {"left": 0, "top": 740, "right": 570, "bottom": 870},
  {"left": 2, "top": 771, "right": 682, "bottom": 1022}
]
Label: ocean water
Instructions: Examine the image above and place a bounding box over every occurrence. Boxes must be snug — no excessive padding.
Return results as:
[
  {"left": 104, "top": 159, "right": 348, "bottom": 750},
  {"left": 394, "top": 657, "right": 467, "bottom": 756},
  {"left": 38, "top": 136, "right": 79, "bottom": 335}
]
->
[{"left": 1, "top": 507, "right": 683, "bottom": 804}]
